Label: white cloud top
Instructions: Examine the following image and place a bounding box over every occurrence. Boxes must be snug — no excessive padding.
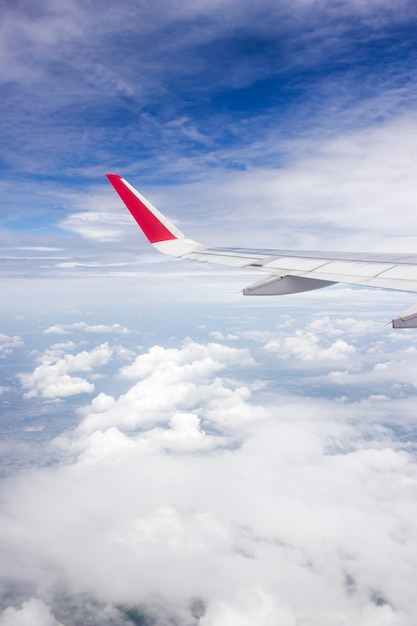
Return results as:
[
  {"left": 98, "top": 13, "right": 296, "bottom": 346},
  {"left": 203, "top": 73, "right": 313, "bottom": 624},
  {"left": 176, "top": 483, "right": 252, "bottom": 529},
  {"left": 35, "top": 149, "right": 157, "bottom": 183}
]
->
[
  {"left": 19, "top": 343, "right": 112, "bottom": 399},
  {"left": 3, "top": 325, "right": 417, "bottom": 624},
  {"left": 78, "top": 340, "right": 254, "bottom": 434},
  {"left": 0, "top": 599, "right": 63, "bottom": 626}
]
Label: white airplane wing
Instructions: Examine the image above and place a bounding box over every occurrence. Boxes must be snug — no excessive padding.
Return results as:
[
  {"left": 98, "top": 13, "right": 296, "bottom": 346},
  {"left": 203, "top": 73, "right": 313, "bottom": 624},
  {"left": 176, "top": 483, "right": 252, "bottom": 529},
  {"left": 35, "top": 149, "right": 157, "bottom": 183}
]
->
[{"left": 107, "top": 173, "right": 417, "bottom": 328}]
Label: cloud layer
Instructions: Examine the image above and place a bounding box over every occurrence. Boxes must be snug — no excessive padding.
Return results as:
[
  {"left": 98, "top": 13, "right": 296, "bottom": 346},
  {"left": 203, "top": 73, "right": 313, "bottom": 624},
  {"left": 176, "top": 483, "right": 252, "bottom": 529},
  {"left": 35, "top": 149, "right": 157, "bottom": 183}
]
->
[{"left": 2, "top": 317, "right": 417, "bottom": 624}]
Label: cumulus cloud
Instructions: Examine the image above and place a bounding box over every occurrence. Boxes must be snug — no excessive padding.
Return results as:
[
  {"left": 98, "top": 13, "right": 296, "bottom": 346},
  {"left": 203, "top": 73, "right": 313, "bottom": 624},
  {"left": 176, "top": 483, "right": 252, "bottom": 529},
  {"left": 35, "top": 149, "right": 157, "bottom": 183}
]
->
[
  {"left": 264, "top": 331, "right": 356, "bottom": 361},
  {"left": 0, "top": 599, "right": 63, "bottom": 626},
  {"left": 250, "top": 318, "right": 359, "bottom": 364},
  {"left": 238, "top": 314, "right": 417, "bottom": 406},
  {"left": 139, "top": 412, "right": 225, "bottom": 453},
  {"left": 3, "top": 392, "right": 417, "bottom": 624},
  {"left": 18, "top": 343, "right": 112, "bottom": 399},
  {"left": 0, "top": 333, "right": 23, "bottom": 358},
  {"left": 77, "top": 340, "right": 255, "bottom": 435},
  {"left": 2, "top": 327, "right": 417, "bottom": 624}
]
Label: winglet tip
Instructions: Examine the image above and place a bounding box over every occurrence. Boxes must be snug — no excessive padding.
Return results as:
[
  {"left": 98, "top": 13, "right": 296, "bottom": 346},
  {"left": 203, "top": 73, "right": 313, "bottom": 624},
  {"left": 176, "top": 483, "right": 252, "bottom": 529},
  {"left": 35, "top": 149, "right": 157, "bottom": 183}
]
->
[
  {"left": 105, "top": 172, "right": 181, "bottom": 244},
  {"left": 106, "top": 173, "right": 122, "bottom": 182}
]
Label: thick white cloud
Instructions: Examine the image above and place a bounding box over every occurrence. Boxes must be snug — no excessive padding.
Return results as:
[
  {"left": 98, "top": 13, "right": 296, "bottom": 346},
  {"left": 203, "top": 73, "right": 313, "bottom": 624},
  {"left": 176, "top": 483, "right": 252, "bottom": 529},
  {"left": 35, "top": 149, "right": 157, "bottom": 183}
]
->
[
  {"left": 140, "top": 412, "right": 224, "bottom": 452},
  {"left": 18, "top": 343, "right": 112, "bottom": 399},
  {"left": 2, "top": 329, "right": 417, "bottom": 624},
  {"left": 0, "top": 599, "right": 63, "bottom": 626},
  {"left": 77, "top": 340, "right": 255, "bottom": 434},
  {"left": 3, "top": 393, "right": 417, "bottom": 624}
]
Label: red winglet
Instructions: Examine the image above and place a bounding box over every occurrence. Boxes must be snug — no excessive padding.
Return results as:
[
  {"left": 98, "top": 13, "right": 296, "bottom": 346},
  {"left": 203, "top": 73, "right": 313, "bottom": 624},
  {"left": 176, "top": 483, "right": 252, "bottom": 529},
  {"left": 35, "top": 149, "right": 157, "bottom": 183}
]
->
[{"left": 106, "top": 173, "right": 177, "bottom": 244}]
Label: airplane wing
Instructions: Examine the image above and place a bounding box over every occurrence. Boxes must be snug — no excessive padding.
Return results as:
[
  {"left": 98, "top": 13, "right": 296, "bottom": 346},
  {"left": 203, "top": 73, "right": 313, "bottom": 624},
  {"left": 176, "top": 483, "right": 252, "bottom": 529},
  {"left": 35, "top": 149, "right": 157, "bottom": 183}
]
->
[{"left": 106, "top": 173, "right": 417, "bottom": 328}]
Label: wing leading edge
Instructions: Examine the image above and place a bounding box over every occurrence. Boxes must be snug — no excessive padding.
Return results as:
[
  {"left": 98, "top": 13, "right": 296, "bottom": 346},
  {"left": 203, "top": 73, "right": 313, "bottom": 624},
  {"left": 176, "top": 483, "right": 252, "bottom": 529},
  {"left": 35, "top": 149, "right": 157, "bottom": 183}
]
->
[{"left": 106, "top": 174, "right": 417, "bottom": 328}]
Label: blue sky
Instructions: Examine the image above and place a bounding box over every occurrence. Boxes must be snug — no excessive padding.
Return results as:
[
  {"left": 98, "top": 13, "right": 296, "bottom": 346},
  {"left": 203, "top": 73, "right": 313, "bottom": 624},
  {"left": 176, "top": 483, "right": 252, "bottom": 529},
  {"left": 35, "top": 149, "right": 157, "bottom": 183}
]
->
[
  {"left": 2, "top": 2, "right": 417, "bottom": 213},
  {"left": 2, "top": 1, "right": 417, "bottom": 625},
  {"left": 2, "top": 0, "right": 417, "bottom": 315},
  {"left": 1, "top": 1, "right": 417, "bottom": 318}
]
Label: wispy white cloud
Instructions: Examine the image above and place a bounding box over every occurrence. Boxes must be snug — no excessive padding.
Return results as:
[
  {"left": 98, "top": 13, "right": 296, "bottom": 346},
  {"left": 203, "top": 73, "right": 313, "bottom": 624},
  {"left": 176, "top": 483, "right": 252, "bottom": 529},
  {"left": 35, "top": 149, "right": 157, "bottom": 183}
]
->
[
  {"left": 1, "top": 108, "right": 404, "bottom": 308},
  {"left": 1, "top": 0, "right": 415, "bottom": 180},
  {"left": 59, "top": 210, "right": 133, "bottom": 242},
  {"left": 43, "top": 322, "right": 131, "bottom": 335},
  {"left": 155, "top": 114, "right": 417, "bottom": 251}
]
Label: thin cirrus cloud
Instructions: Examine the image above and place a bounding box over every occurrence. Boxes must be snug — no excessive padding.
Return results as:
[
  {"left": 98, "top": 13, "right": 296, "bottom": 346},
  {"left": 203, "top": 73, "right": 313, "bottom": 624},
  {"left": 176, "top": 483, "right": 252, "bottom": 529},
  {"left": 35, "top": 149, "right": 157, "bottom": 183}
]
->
[
  {"left": 1, "top": 0, "right": 416, "bottom": 177},
  {"left": 0, "top": 0, "right": 416, "bottom": 287},
  {"left": 5, "top": 112, "right": 417, "bottom": 292}
]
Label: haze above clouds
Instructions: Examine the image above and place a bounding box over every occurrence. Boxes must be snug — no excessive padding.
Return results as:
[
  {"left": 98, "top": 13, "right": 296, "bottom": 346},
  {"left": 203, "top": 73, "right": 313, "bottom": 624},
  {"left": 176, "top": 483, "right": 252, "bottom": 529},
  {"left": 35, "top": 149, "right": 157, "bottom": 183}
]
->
[{"left": 1, "top": 1, "right": 417, "bottom": 624}]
